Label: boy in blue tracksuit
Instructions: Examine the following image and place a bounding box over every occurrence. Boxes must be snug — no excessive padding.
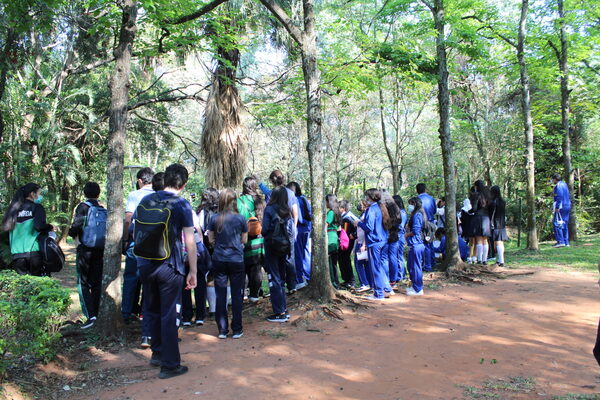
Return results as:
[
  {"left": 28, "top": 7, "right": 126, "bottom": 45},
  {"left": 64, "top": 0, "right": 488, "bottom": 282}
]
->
[
  {"left": 551, "top": 173, "right": 571, "bottom": 248},
  {"left": 355, "top": 189, "right": 389, "bottom": 300},
  {"left": 405, "top": 197, "right": 425, "bottom": 296},
  {"left": 433, "top": 228, "right": 469, "bottom": 262},
  {"left": 416, "top": 183, "right": 436, "bottom": 272},
  {"left": 397, "top": 206, "right": 408, "bottom": 281}
]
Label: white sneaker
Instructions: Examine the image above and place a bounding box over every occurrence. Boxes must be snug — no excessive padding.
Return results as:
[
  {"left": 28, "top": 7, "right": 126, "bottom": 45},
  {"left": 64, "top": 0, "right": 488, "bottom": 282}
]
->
[
  {"left": 552, "top": 243, "right": 566, "bottom": 248},
  {"left": 356, "top": 285, "right": 371, "bottom": 293},
  {"left": 248, "top": 297, "right": 260, "bottom": 303},
  {"left": 365, "top": 296, "right": 385, "bottom": 301},
  {"left": 406, "top": 287, "right": 424, "bottom": 296},
  {"left": 295, "top": 281, "right": 308, "bottom": 290},
  {"left": 218, "top": 333, "right": 227, "bottom": 339},
  {"left": 182, "top": 321, "right": 192, "bottom": 327}
]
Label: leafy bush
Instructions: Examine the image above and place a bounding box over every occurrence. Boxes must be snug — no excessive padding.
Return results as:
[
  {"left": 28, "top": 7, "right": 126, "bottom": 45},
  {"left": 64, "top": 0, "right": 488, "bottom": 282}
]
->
[{"left": 0, "top": 271, "right": 71, "bottom": 381}]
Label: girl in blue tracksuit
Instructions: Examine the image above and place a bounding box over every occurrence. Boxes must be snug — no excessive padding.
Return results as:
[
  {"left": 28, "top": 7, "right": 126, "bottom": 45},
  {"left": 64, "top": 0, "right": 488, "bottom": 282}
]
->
[
  {"left": 380, "top": 193, "right": 400, "bottom": 290},
  {"left": 393, "top": 195, "right": 408, "bottom": 281},
  {"left": 405, "top": 197, "right": 425, "bottom": 296},
  {"left": 355, "top": 189, "right": 390, "bottom": 300}
]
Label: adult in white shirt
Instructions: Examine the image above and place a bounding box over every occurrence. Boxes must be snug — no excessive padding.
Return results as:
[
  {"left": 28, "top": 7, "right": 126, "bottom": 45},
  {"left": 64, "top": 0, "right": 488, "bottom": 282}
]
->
[{"left": 122, "top": 167, "right": 155, "bottom": 329}]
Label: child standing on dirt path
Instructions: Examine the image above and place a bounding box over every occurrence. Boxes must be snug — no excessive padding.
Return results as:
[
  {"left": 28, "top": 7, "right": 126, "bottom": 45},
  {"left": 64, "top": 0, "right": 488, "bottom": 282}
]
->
[{"left": 593, "top": 257, "right": 600, "bottom": 366}]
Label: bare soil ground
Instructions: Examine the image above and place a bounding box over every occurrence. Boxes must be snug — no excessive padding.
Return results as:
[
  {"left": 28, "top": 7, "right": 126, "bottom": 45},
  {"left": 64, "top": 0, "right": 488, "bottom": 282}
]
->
[{"left": 6, "top": 266, "right": 598, "bottom": 400}]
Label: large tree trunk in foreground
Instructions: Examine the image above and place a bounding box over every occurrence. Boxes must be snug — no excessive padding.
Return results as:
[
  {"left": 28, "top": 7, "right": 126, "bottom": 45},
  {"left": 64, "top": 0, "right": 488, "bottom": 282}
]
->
[
  {"left": 432, "top": 0, "right": 462, "bottom": 269},
  {"left": 302, "top": 0, "right": 335, "bottom": 302},
  {"left": 201, "top": 35, "right": 246, "bottom": 189},
  {"left": 98, "top": 0, "right": 137, "bottom": 335},
  {"left": 557, "top": 0, "right": 577, "bottom": 242},
  {"left": 517, "top": 0, "right": 539, "bottom": 251}
]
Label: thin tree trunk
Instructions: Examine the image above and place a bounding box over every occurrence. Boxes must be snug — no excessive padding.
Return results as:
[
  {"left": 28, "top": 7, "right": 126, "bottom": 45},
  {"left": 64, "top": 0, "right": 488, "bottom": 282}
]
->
[
  {"left": 517, "top": 0, "right": 539, "bottom": 250},
  {"left": 557, "top": 0, "right": 576, "bottom": 241},
  {"left": 0, "top": 29, "right": 16, "bottom": 146},
  {"left": 432, "top": 0, "right": 461, "bottom": 269},
  {"left": 378, "top": 86, "right": 400, "bottom": 195},
  {"left": 98, "top": 0, "right": 138, "bottom": 335},
  {"left": 302, "top": 0, "right": 335, "bottom": 302}
]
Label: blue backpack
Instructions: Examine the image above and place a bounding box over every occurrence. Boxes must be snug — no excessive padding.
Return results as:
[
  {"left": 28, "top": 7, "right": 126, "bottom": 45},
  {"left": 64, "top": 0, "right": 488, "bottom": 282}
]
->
[{"left": 81, "top": 201, "right": 108, "bottom": 248}]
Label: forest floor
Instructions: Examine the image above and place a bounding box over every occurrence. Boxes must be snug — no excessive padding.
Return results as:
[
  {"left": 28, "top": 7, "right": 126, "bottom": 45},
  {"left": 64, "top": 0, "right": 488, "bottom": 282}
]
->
[{"left": 2, "top": 235, "right": 600, "bottom": 400}]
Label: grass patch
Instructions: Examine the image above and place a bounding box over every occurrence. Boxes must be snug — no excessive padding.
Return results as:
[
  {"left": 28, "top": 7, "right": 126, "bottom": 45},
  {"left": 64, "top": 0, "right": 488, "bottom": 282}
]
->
[
  {"left": 483, "top": 376, "right": 536, "bottom": 392},
  {"left": 258, "top": 329, "right": 288, "bottom": 339},
  {"left": 553, "top": 395, "right": 600, "bottom": 400},
  {"left": 459, "top": 376, "right": 536, "bottom": 399},
  {"left": 505, "top": 234, "right": 599, "bottom": 271}
]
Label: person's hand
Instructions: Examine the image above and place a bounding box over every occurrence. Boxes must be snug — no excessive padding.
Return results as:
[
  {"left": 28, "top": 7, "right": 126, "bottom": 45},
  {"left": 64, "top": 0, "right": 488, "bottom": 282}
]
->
[
  {"left": 360, "top": 245, "right": 366, "bottom": 252},
  {"left": 555, "top": 208, "right": 560, "bottom": 213},
  {"left": 185, "top": 273, "right": 197, "bottom": 290},
  {"left": 353, "top": 220, "right": 359, "bottom": 227}
]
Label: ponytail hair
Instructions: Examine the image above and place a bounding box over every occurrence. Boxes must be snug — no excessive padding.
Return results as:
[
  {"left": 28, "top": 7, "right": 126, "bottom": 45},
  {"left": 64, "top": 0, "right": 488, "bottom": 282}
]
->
[
  {"left": 216, "top": 188, "right": 238, "bottom": 233},
  {"left": 325, "top": 194, "right": 342, "bottom": 225},
  {"left": 268, "top": 170, "right": 286, "bottom": 187},
  {"left": 2, "top": 183, "right": 41, "bottom": 231},
  {"left": 242, "top": 176, "right": 265, "bottom": 221},
  {"left": 364, "top": 188, "right": 392, "bottom": 231},
  {"left": 407, "top": 196, "right": 425, "bottom": 230}
]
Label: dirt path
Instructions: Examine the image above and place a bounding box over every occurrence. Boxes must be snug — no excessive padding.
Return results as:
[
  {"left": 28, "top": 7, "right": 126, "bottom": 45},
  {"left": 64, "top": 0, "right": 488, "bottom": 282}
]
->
[{"left": 72, "top": 268, "right": 600, "bottom": 400}]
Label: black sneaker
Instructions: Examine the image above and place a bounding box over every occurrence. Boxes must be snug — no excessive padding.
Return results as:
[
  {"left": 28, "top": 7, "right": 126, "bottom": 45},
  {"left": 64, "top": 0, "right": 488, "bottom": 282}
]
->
[
  {"left": 140, "top": 336, "right": 151, "bottom": 349},
  {"left": 232, "top": 331, "right": 244, "bottom": 339},
  {"left": 149, "top": 353, "right": 161, "bottom": 367},
  {"left": 81, "top": 317, "right": 97, "bottom": 330},
  {"left": 159, "top": 365, "right": 189, "bottom": 379},
  {"left": 266, "top": 313, "right": 289, "bottom": 323}
]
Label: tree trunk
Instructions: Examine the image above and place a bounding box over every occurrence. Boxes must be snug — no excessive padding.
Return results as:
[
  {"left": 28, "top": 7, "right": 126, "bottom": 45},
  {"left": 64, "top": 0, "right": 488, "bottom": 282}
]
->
[
  {"left": 378, "top": 86, "right": 400, "bottom": 195},
  {"left": 97, "top": 0, "right": 138, "bottom": 335},
  {"left": 302, "top": 0, "right": 335, "bottom": 302},
  {"left": 557, "top": 0, "right": 577, "bottom": 242},
  {"left": 432, "top": 0, "right": 462, "bottom": 269},
  {"left": 0, "top": 29, "right": 16, "bottom": 146},
  {"left": 517, "top": 0, "right": 539, "bottom": 250},
  {"left": 201, "top": 28, "right": 246, "bottom": 189}
]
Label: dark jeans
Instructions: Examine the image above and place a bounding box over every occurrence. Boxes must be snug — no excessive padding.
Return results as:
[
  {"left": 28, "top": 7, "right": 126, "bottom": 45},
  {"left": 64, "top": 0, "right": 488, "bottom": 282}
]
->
[
  {"left": 182, "top": 270, "right": 207, "bottom": 322},
  {"left": 338, "top": 238, "right": 356, "bottom": 285},
  {"left": 214, "top": 260, "right": 245, "bottom": 334},
  {"left": 139, "top": 262, "right": 184, "bottom": 369},
  {"left": 329, "top": 252, "right": 339, "bottom": 286},
  {"left": 264, "top": 251, "right": 288, "bottom": 315},
  {"left": 122, "top": 245, "right": 141, "bottom": 320},
  {"left": 12, "top": 253, "right": 43, "bottom": 276},
  {"left": 245, "top": 256, "right": 263, "bottom": 298},
  {"left": 594, "top": 319, "right": 600, "bottom": 367},
  {"left": 76, "top": 246, "right": 104, "bottom": 319}
]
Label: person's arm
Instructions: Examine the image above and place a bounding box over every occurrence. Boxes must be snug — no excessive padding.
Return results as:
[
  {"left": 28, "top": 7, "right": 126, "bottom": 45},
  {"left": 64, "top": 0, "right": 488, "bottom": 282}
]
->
[
  {"left": 292, "top": 203, "right": 299, "bottom": 226},
  {"left": 33, "top": 204, "right": 52, "bottom": 232},
  {"left": 357, "top": 208, "right": 373, "bottom": 233},
  {"left": 259, "top": 182, "right": 272, "bottom": 197},
  {"left": 183, "top": 226, "right": 197, "bottom": 290},
  {"left": 553, "top": 185, "right": 561, "bottom": 212},
  {"left": 262, "top": 208, "right": 272, "bottom": 236},
  {"left": 207, "top": 231, "right": 216, "bottom": 245},
  {"left": 240, "top": 215, "right": 249, "bottom": 244},
  {"left": 68, "top": 203, "right": 88, "bottom": 239}
]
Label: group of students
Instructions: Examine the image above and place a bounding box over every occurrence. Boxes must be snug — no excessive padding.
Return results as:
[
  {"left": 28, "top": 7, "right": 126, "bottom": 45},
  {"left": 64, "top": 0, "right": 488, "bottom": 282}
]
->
[{"left": 0, "top": 165, "right": 514, "bottom": 379}]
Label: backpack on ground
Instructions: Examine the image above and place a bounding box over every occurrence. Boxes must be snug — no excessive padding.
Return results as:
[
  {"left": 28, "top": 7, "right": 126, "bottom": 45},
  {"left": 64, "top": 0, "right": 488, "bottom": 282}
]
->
[
  {"left": 38, "top": 233, "right": 65, "bottom": 273},
  {"left": 133, "top": 193, "right": 179, "bottom": 260},
  {"left": 265, "top": 214, "right": 291, "bottom": 257},
  {"left": 422, "top": 218, "right": 437, "bottom": 244},
  {"left": 81, "top": 201, "right": 107, "bottom": 248}
]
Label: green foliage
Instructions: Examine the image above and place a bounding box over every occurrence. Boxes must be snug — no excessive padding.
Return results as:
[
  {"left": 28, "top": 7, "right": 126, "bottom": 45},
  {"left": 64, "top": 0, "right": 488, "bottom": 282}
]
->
[{"left": 0, "top": 271, "right": 71, "bottom": 380}]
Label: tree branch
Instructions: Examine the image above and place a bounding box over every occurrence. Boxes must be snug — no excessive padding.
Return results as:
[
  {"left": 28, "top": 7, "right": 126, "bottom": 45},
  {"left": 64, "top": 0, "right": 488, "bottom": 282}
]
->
[
  {"left": 128, "top": 93, "right": 205, "bottom": 111},
  {"left": 257, "top": 0, "right": 304, "bottom": 46},
  {"left": 547, "top": 40, "right": 561, "bottom": 60},
  {"left": 68, "top": 57, "right": 116, "bottom": 74},
  {"left": 166, "top": 0, "right": 229, "bottom": 24}
]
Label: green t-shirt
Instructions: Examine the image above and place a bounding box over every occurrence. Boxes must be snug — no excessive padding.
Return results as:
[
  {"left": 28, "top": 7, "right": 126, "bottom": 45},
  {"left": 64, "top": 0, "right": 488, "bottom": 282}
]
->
[{"left": 327, "top": 209, "right": 339, "bottom": 252}]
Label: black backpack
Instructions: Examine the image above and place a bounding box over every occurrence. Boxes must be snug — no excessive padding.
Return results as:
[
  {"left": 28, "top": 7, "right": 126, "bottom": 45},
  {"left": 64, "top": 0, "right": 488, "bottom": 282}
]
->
[
  {"left": 133, "top": 193, "right": 179, "bottom": 260},
  {"left": 265, "top": 214, "right": 291, "bottom": 256},
  {"left": 38, "top": 233, "right": 65, "bottom": 273},
  {"left": 300, "top": 196, "right": 312, "bottom": 222}
]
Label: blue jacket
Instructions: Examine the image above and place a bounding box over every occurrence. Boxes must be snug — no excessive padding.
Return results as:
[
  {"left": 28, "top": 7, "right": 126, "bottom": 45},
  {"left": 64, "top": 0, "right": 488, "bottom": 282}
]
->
[
  {"left": 407, "top": 211, "right": 424, "bottom": 247},
  {"left": 419, "top": 193, "right": 437, "bottom": 222},
  {"left": 553, "top": 180, "right": 571, "bottom": 210},
  {"left": 357, "top": 202, "right": 388, "bottom": 247},
  {"left": 297, "top": 195, "right": 312, "bottom": 232},
  {"left": 434, "top": 235, "right": 469, "bottom": 261},
  {"left": 398, "top": 209, "right": 408, "bottom": 245}
]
